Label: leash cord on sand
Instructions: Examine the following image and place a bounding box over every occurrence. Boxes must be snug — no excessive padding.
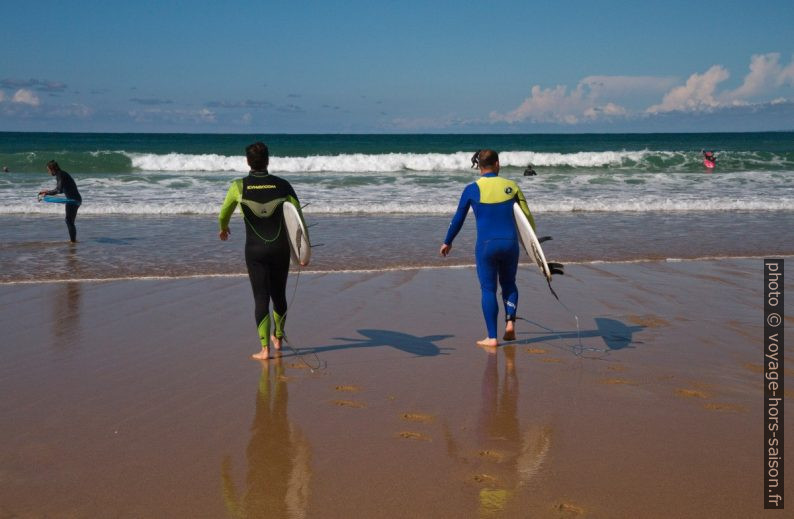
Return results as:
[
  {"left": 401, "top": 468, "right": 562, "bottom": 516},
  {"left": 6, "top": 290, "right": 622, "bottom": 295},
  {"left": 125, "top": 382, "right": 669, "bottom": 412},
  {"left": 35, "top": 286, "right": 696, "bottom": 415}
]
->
[
  {"left": 518, "top": 271, "right": 607, "bottom": 358},
  {"left": 280, "top": 266, "right": 327, "bottom": 372}
]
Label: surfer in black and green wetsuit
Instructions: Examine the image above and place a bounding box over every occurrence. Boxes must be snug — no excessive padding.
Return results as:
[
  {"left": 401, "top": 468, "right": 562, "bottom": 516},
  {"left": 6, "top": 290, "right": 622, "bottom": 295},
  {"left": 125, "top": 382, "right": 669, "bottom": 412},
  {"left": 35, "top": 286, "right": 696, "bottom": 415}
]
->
[
  {"left": 39, "top": 160, "right": 82, "bottom": 242},
  {"left": 218, "top": 142, "right": 307, "bottom": 359}
]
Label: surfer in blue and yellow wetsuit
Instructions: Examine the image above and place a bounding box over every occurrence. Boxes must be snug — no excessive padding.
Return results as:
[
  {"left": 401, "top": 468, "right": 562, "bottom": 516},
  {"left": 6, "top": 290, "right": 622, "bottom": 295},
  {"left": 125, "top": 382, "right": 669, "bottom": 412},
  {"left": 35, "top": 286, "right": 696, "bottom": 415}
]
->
[
  {"left": 218, "top": 142, "right": 308, "bottom": 359},
  {"left": 440, "top": 149, "right": 535, "bottom": 348}
]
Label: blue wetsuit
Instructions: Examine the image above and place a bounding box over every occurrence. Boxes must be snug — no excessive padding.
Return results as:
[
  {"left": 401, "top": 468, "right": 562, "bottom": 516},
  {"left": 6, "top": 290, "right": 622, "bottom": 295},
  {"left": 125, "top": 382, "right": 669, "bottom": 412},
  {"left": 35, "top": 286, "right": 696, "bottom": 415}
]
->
[{"left": 444, "top": 173, "right": 535, "bottom": 339}]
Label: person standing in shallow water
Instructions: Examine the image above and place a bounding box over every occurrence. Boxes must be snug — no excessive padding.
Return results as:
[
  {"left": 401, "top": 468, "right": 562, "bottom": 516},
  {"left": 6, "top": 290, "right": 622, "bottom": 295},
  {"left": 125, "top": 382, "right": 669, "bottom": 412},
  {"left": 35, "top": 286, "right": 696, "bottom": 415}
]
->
[
  {"left": 39, "top": 160, "right": 82, "bottom": 242},
  {"left": 218, "top": 142, "right": 308, "bottom": 359},
  {"left": 440, "top": 149, "right": 535, "bottom": 348}
]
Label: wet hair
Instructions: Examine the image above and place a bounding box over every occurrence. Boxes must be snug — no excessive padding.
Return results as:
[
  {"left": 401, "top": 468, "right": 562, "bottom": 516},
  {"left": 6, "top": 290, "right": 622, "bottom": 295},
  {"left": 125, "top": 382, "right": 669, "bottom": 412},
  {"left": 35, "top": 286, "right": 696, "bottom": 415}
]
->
[
  {"left": 46, "top": 160, "right": 60, "bottom": 171},
  {"left": 246, "top": 142, "right": 269, "bottom": 171},
  {"left": 477, "top": 149, "right": 499, "bottom": 169}
]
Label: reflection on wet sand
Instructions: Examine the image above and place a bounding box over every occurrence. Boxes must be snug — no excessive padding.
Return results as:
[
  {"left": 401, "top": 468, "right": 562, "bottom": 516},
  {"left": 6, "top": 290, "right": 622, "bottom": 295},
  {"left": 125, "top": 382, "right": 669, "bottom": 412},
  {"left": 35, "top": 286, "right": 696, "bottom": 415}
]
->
[
  {"left": 221, "top": 356, "right": 312, "bottom": 518},
  {"left": 446, "top": 346, "right": 551, "bottom": 517},
  {"left": 52, "top": 248, "right": 82, "bottom": 344}
]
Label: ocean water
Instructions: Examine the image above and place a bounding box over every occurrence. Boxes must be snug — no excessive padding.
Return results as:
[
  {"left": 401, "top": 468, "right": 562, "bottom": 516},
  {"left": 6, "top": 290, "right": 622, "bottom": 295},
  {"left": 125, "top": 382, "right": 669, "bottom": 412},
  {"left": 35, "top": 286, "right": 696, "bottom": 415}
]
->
[{"left": 1, "top": 132, "right": 792, "bottom": 281}]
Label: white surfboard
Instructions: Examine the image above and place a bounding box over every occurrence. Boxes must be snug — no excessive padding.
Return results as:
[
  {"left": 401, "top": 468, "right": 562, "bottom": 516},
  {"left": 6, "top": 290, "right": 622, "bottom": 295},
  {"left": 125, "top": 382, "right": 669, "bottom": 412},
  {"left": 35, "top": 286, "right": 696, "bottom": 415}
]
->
[
  {"left": 282, "top": 201, "right": 311, "bottom": 266},
  {"left": 513, "top": 203, "right": 551, "bottom": 282}
]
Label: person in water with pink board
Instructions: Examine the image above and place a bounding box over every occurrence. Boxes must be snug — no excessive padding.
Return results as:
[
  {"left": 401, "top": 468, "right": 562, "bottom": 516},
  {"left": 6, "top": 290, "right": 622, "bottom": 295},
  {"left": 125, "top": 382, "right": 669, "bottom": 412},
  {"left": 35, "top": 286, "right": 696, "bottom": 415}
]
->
[{"left": 702, "top": 150, "right": 716, "bottom": 169}]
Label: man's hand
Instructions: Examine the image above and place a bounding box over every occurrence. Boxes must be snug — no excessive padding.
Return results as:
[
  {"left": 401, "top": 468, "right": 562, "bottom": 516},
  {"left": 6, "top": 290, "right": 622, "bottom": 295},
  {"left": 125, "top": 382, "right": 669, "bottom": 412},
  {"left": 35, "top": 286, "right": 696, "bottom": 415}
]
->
[
  {"left": 219, "top": 228, "right": 230, "bottom": 241},
  {"left": 439, "top": 243, "right": 451, "bottom": 257}
]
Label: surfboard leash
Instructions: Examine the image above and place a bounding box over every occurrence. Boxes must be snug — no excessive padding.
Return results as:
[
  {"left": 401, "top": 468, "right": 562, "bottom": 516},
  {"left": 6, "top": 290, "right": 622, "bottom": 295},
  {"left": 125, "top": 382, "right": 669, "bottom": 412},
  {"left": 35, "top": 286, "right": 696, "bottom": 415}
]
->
[{"left": 279, "top": 263, "right": 327, "bottom": 373}]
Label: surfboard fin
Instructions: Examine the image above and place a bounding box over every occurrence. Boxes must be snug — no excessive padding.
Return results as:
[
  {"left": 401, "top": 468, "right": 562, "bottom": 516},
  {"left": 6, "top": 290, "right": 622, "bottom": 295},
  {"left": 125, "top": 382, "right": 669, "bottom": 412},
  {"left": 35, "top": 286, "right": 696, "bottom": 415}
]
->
[
  {"left": 538, "top": 236, "right": 552, "bottom": 243},
  {"left": 548, "top": 262, "right": 565, "bottom": 276}
]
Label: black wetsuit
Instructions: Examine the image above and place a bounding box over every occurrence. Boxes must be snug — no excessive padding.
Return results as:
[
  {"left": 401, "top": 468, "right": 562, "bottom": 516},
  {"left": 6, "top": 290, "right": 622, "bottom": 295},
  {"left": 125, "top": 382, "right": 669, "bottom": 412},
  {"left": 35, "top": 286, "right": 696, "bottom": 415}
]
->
[
  {"left": 219, "top": 171, "right": 300, "bottom": 346},
  {"left": 45, "top": 169, "right": 82, "bottom": 242}
]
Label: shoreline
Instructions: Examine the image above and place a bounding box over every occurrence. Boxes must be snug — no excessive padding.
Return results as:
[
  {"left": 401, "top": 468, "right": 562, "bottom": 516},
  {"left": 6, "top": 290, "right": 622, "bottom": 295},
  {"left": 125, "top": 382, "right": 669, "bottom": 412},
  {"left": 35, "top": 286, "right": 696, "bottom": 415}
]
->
[
  {"left": 1, "top": 254, "right": 791, "bottom": 285},
  {"left": 3, "top": 211, "right": 793, "bottom": 282}
]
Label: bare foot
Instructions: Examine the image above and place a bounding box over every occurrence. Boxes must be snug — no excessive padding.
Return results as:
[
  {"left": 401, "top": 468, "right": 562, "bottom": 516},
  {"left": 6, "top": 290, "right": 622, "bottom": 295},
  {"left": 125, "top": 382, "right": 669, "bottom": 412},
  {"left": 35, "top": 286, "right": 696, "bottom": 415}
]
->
[
  {"left": 251, "top": 347, "right": 269, "bottom": 360},
  {"left": 503, "top": 321, "right": 516, "bottom": 341},
  {"left": 271, "top": 335, "right": 283, "bottom": 351},
  {"left": 476, "top": 337, "right": 498, "bottom": 350}
]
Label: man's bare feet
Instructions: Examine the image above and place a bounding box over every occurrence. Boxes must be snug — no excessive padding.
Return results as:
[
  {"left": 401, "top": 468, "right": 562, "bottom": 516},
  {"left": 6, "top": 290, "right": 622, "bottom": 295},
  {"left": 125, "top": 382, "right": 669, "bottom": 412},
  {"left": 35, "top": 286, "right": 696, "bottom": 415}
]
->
[
  {"left": 271, "top": 335, "right": 283, "bottom": 351},
  {"left": 476, "top": 337, "right": 498, "bottom": 349},
  {"left": 251, "top": 347, "right": 269, "bottom": 360},
  {"left": 503, "top": 321, "right": 516, "bottom": 341}
]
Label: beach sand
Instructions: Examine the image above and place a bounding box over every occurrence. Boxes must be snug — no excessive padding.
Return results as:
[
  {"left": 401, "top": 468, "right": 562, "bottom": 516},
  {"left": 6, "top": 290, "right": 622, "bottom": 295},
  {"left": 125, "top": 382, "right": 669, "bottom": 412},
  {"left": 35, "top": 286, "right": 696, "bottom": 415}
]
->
[{"left": 0, "top": 258, "right": 790, "bottom": 518}]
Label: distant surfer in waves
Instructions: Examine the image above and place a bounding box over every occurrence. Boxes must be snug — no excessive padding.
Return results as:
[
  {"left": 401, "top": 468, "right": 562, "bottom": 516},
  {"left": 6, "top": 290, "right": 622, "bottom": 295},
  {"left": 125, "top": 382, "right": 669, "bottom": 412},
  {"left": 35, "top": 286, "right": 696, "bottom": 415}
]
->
[
  {"left": 38, "top": 160, "right": 82, "bottom": 242},
  {"left": 218, "top": 142, "right": 307, "bottom": 360},
  {"left": 523, "top": 164, "right": 536, "bottom": 176},
  {"left": 702, "top": 150, "right": 716, "bottom": 169},
  {"left": 441, "top": 149, "right": 536, "bottom": 348}
]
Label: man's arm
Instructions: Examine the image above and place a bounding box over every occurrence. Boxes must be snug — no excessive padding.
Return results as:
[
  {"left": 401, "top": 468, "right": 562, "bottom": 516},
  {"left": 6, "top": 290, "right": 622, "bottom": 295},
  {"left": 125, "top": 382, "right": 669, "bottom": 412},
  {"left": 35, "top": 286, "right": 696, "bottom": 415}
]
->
[
  {"left": 442, "top": 184, "right": 475, "bottom": 252},
  {"left": 40, "top": 174, "right": 62, "bottom": 196},
  {"left": 218, "top": 180, "right": 242, "bottom": 239}
]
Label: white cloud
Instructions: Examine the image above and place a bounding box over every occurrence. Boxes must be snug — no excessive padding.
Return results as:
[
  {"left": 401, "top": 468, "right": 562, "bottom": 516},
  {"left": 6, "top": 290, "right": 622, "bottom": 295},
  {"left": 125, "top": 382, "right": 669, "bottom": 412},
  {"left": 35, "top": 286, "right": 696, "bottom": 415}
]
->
[
  {"left": 584, "top": 102, "right": 627, "bottom": 119},
  {"left": 646, "top": 65, "right": 729, "bottom": 113},
  {"left": 12, "top": 88, "right": 41, "bottom": 106},
  {"left": 128, "top": 107, "right": 217, "bottom": 124},
  {"left": 721, "top": 53, "right": 794, "bottom": 103},
  {"left": 50, "top": 103, "right": 93, "bottom": 118},
  {"left": 648, "top": 54, "right": 794, "bottom": 114},
  {"left": 491, "top": 54, "right": 794, "bottom": 125},
  {"left": 386, "top": 114, "right": 471, "bottom": 130},
  {"left": 198, "top": 108, "right": 215, "bottom": 122},
  {"left": 580, "top": 75, "right": 677, "bottom": 98},
  {"left": 490, "top": 82, "right": 631, "bottom": 124}
]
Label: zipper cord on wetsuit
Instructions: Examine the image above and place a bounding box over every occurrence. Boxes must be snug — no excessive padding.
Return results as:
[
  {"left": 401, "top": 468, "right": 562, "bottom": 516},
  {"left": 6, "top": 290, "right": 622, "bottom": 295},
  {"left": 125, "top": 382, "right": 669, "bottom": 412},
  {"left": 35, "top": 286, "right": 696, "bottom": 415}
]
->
[{"left": 242, "top": 212, "right": 282, "bottom": 243}]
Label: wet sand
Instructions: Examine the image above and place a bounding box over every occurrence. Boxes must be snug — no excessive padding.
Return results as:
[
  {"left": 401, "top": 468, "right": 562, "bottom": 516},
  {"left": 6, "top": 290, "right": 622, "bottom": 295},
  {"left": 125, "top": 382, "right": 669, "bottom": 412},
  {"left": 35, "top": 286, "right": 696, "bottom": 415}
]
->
[{"left": 0, "top": 258, "right": 790, "bottom": 517}]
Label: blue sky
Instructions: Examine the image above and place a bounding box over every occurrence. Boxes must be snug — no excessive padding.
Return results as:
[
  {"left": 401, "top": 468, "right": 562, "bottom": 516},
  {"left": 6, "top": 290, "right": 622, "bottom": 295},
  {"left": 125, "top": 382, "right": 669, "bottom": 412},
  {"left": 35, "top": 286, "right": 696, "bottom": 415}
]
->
[{"left": 1, "top": 0, "right": 793, "bottom": 133}]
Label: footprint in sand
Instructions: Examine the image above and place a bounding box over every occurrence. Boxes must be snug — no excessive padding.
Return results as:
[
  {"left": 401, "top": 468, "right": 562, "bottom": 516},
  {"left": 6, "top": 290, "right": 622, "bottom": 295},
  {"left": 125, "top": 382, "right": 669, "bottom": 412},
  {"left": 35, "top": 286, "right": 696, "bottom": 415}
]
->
[
  {"left": 332, "top": 399, "right": 366, "bottom": 409},
  {"left": 472, "top": 473, "right": 498, "bottom": 484},
  {"left": 601, "top": 378, "right": 637, "bottom": 386},
  {"left": 525, "top": 347, "right": 548, "bottom": 354},
  {"left": 607, "top": 365, "right": 627, "bottom": 372},
  {"left": 397, "top": 431, "right": 431, "bottom": 441},
  {"left": 627, "top": 314, "right": 669, "bottom": 328},
  {"left": 477, "top": 450, "right": 505, "bottom": 462},
  {"left": 540, "top": 358, "right": 564, "bottom": 364},
  {"left": 703, "top": 402, "right": 746, "bottom": 412},
  {"left": 676, "top": 388, "right": 710, "bottom": 399},
  {"left": 334, "top": 384, "right": 362, "bottom": 393},
  {"left": 400, "top": 412, "right": 434, "bottom": 423},
  {"left": 287, "top": 362, "right": 311, "bottom": 370},
  {"left": 555, "top": 502, "right": 586, "bottom": 516}
]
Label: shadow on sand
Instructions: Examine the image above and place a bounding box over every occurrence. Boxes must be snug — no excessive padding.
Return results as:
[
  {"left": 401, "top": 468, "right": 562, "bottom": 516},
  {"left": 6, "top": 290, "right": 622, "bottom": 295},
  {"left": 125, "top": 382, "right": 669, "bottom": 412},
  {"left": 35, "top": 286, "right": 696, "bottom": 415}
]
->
[
  {"left": 517, "top": 317, "right": 646, "bottom": 351},
  {"left": 282, "top": 329, "right": 454, "bottom": 358}
]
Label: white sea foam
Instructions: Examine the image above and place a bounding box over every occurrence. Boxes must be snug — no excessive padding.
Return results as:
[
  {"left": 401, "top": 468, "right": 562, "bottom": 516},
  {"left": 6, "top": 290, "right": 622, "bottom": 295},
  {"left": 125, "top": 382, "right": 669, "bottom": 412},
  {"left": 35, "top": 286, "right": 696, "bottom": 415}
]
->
[
  {"left": 3, "top": 196, "right": 791, "bottom": 215},
  {"left": 129, "top": 152, "right": 248, "bottom": 172},
  {"left": 3, "top": 159, "right": 791, "bottom": 216},
  {"left": 126, "top": 150, "right": 655, "bottom": 173}
]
